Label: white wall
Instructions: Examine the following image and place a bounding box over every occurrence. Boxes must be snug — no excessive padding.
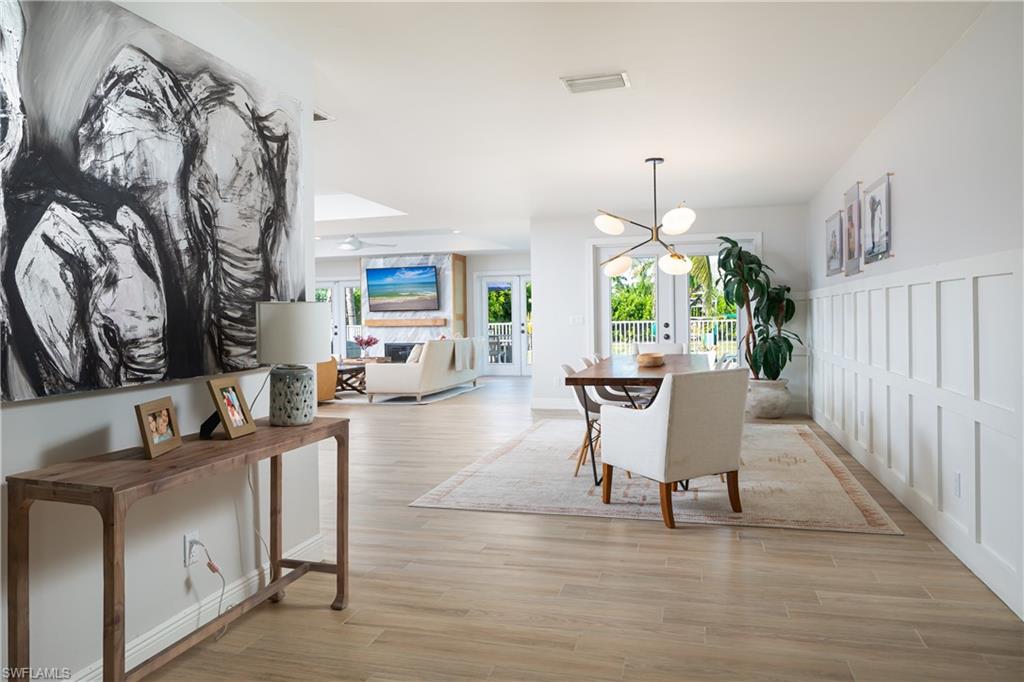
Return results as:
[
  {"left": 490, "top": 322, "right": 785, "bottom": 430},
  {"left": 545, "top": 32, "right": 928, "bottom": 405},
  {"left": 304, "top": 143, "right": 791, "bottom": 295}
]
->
[
  {"left": 806, "top": 4, "right": 1022, "bottom": 290},
  {"left": 316, "top": 256, "right": 361, "bottom": 282},
  {"left": 0, "top": 2, "right": 321, "bottom": 675},
  {"left": 805, "top": 4, "right": 1023, "bottom": 617},
  {"left": 530, "top": 205, "right": 810, "bottom": 411}
]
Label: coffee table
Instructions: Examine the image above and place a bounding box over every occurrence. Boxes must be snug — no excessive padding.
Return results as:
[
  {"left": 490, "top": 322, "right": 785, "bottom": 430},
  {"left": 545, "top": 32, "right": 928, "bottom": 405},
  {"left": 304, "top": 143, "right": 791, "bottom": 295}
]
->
[{"left": 337, "top": 364, "right": 367, "bottom": 394}]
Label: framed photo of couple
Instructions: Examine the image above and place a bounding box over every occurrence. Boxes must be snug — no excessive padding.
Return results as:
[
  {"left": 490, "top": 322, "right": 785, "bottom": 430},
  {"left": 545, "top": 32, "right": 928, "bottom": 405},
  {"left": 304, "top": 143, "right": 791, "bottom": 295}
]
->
[{"left": 207, "top": 376, "right": 256, "bottom": 439}]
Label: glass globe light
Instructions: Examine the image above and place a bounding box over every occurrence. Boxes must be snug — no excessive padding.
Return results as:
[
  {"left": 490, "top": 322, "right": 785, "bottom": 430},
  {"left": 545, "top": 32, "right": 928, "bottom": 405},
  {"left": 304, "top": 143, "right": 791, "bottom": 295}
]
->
[
  {"left": 658, "top": 252, "right": 692, "bottom": 276},
  {"left": 594, "top": 214, "right": 625, "bottom": 235},
  {"left": 661, "top": 204, "right": 696, "bottom": 235},
  {"left": 602, "top": 255, "right": 632, "bottom": 277}
]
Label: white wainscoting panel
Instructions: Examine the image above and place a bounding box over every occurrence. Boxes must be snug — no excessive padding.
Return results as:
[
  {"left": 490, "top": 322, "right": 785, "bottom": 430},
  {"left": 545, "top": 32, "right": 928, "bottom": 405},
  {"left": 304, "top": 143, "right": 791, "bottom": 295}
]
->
[{"left": 809, "top": 250, "right": 1023, "bottom": 618}]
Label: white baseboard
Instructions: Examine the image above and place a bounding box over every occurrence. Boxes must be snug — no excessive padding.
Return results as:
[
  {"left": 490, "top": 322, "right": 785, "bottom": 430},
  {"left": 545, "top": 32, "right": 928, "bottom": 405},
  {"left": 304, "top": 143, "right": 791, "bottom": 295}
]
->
[{"left": 73, "top": 533, "right": 325, "bottom": 681}]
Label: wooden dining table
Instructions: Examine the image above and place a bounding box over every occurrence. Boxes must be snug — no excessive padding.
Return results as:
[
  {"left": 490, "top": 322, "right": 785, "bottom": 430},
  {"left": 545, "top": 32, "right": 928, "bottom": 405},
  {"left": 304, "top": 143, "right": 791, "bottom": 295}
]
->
[{"left": 564, "top": 354, "right": 710, "bottom": 485}]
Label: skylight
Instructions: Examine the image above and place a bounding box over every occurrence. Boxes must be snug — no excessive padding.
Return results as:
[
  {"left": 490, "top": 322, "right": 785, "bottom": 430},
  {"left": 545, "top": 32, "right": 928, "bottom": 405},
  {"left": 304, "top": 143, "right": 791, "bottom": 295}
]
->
[{"left": 314, "top": 193, "right": 405, "bottom": 222}]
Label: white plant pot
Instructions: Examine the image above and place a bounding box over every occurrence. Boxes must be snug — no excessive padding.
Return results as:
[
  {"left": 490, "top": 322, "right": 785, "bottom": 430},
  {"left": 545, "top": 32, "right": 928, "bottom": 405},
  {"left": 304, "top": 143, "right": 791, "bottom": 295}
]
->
[{"left": 746, "top": 378, "right": 790, "bottom": 419}]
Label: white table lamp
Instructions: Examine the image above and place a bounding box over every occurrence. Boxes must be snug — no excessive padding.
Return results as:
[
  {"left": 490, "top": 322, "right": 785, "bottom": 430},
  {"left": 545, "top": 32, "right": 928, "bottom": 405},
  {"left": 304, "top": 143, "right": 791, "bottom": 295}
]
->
[{"left": 257, "top": 301, "right": 330, "bottom": 426}]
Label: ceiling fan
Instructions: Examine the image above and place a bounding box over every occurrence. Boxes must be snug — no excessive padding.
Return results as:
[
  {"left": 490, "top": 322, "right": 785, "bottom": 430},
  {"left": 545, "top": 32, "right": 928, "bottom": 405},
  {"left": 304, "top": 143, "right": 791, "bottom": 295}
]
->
[{"left": 336, "top": 234, "right": 397, "bottom": 251}]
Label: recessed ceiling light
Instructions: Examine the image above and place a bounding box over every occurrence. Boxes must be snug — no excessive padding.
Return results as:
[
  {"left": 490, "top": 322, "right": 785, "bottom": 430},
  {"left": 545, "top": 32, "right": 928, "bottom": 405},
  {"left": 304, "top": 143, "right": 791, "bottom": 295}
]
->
[
  {"left": 315, "top": 193, "right": 405, "bottom": 222},
  {"left": 314, "top": 236, "right": 322, "bottom": 240},
  {"left": 452, "top": 230, "right": 462, "bottom": 234},
  {"left": 560, "top": 72, "right": 630, "bottom": 95}
]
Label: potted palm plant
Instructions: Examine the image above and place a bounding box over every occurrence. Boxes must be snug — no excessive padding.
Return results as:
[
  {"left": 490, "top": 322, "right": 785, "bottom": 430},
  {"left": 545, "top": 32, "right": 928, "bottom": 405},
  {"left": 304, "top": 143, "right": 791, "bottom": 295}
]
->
[{"left": 716, "top": 237, "right": 801, "bottom": 418}]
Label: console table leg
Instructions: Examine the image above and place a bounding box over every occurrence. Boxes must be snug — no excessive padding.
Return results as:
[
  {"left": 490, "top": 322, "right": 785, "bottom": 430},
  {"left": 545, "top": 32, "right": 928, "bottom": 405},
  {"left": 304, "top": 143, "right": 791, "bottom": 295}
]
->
[
  {"left": 269, "top": 454, "right": 284, "bottom": 602},
  {"left": 332, "top": 428, "right": 349, "bottom": 610},
  {"left": 7, "top": 484, "right": 32, "bottom": 668},
  {"left": 100, "top": 495, "right": 127, "bottom": 682}
]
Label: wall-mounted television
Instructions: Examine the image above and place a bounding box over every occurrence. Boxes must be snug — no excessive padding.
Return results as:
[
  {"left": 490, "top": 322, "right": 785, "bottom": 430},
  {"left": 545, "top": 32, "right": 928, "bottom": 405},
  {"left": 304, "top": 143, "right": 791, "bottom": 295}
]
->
[{"left": 366, "top": 266, "right": 441, "bottom": 312}]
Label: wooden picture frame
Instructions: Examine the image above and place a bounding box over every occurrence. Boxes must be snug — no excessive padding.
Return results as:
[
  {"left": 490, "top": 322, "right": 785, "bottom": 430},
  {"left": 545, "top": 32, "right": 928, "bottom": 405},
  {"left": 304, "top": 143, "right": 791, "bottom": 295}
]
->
[
  {"left": 135, "top": 396, "right": 182, "bottom": 458},
  {"left": 207, "top": 376, "right": 256, "bottom": 439}
]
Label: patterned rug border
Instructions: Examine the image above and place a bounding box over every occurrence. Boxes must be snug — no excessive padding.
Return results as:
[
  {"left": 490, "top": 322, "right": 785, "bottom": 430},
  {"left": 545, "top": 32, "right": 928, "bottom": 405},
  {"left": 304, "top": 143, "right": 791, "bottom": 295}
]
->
[{"left": 410, "top": 420, "right": 903, "bottom": 535}]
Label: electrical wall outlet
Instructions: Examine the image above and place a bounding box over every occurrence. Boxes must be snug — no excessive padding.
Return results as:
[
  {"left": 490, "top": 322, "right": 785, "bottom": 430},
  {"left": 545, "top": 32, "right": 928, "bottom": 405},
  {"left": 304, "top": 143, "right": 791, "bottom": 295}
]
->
[
  {"left": 953, "top": 472, "right": 962, "bottom": 499},
  {"left": 183, "top": 531, "right": 200, "bottom": 567}
]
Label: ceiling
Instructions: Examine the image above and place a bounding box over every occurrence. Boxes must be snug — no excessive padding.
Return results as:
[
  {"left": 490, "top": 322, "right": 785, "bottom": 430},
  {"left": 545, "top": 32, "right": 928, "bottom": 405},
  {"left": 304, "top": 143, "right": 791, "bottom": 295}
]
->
[{"left": 235, "top": 2, "right": 984, "bottom": 253}]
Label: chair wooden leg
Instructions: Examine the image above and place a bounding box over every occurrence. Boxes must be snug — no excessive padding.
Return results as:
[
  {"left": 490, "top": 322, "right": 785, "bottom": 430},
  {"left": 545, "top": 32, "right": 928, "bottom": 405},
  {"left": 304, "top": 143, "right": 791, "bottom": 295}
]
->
[
  {"left": 573, "top": 434, "right": 589, "bottom": 477},
  {"left": 719, "top": 473, "right": 725, "bottom": 483},
  {"left": 658, "top": 483, "right": 676, "bottom": 529},
  {"left": 601, "top": 464, "right": 613, "bottom": 504},
  {"left": 671, "top": 481, "right": 678, "bottom": 492},
  {"left": 625, "top": 470, "right": 631, "bottom": 479},
  {"left": 726, "top": 470, "right": 742, "bottom": 513}
]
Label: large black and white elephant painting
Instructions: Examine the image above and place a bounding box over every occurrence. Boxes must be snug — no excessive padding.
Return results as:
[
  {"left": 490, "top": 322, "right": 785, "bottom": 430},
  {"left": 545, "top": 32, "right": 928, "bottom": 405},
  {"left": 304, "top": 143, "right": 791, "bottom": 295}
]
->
[{"left": 0, "top": 1, "right": 303, "bottom": 400}]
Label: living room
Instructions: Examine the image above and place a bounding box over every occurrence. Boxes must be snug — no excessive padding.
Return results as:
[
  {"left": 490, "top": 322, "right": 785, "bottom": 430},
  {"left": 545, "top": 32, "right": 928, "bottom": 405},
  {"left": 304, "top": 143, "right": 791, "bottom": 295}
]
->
[{"left": 1, "top": 2, "right": 1022, "bottom": 681}]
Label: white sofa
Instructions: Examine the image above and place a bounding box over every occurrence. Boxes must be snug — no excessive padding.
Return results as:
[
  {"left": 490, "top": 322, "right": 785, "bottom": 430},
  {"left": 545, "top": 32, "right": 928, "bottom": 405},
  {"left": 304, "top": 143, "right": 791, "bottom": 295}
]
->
[{"left": 365, "top": 339, "right": 480, "bottom": 403}]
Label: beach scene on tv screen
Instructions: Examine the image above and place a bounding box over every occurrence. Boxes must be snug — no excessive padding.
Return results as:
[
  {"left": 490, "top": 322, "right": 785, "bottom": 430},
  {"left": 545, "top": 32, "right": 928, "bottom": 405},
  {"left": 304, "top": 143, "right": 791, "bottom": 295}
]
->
[{"left": 367, "top": 266, "right": 440, "bottom": 311}]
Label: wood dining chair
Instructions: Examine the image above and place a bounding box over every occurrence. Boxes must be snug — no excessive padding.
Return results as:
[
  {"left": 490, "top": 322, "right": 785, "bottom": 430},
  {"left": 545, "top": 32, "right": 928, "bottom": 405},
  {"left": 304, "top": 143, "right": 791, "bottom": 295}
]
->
[{"left": 562, "top": 364, "right": 602, "bottom": 477}]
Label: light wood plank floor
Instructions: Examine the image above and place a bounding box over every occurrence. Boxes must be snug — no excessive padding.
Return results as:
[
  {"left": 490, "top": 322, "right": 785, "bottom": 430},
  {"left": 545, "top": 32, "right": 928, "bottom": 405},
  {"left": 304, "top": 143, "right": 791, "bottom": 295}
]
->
[{"left": 153, "top": 377, "right": 1023, "bottom": 681}]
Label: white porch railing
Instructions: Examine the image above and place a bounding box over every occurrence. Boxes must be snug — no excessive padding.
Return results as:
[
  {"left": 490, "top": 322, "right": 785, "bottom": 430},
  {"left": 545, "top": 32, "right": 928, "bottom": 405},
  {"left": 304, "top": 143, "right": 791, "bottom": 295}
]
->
[
  {"left": 488, "top": 322, "right": 514, "bottom": 363},
  {"left": 609, "top": 318, "right": 738, "bottom": 357}
]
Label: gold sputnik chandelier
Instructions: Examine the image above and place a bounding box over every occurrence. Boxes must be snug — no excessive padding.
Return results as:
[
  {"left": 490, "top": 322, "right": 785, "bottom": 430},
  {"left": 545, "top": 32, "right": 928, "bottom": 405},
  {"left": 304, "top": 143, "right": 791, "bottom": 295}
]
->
[{"left": 596, "top": 157, "right": 696, "bottom": 276}]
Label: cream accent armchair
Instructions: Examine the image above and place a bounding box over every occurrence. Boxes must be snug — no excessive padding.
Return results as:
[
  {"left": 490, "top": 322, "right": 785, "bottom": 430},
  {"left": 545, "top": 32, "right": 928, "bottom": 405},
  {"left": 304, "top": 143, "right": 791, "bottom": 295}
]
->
[
  {"left": 599, "top": 368, "right": 749, "bottom": 528},
  {"left": 365, "top": 340, "right": 479, "bottom": 403}
]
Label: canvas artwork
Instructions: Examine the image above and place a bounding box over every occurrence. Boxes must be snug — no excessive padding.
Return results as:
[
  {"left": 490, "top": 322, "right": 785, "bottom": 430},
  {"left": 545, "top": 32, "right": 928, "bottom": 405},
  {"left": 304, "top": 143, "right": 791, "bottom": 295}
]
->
[
  {"left": 825, "top": 211, "right": 843, "bottom": 276},
  {"left": 0, "top": 1, "right": 304, "bottom": 401},
  {"left": 863, "top": 174, "right": 892, "bottom": 264},
  {"left": 843, "top": 182, "right": 862, "bottom": 276}
]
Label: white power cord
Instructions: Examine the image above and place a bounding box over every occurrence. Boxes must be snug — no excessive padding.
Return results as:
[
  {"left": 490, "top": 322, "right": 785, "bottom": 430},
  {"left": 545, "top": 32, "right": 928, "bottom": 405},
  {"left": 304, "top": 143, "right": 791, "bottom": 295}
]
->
[
  {"left": 246, "top": 464, "right": 273, "bottom": 563},
  {"left": 190, "top": 539, "right": 228, "bottom": 640}
]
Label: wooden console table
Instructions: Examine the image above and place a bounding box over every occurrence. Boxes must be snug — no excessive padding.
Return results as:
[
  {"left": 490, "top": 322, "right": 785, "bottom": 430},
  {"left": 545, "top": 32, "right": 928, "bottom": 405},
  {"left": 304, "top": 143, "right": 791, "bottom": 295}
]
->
[{"left": 6, "top": 417, "right": 349, "bottom": 681}]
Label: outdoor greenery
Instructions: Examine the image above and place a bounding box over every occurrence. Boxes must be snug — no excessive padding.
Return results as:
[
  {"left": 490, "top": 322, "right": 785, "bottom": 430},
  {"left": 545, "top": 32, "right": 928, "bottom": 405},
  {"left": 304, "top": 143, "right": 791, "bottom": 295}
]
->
[
  {"left": 610, "top": 259, "right": 655, "bottom": 321},
  {"left": 610, "top": 256, "right": 735, "bottom": 322},
  {"left": 487, "top": 281, "right": 531, "bottom": 323},
  {"left": 716, "top": 236, "right": 801, "bottom": 380}
]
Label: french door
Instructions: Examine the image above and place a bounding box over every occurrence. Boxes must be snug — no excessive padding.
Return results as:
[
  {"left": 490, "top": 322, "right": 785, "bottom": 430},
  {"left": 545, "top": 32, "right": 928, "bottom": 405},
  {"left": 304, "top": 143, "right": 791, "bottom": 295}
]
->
[
  {"left": 480, "top": 275, "right": 532, "bottom": 376},
  {"left": 598, "top": 245, "right": 688, "bottom": 356},
  {"left": 315, "top": 279, "right": 362, "bottom": 358}
]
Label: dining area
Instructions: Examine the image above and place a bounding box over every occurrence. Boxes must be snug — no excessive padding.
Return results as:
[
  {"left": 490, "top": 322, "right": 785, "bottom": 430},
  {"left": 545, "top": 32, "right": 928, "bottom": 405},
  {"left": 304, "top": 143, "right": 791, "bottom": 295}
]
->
[{"left": 563, "top": 342, "right": 748, "bottom": 528}]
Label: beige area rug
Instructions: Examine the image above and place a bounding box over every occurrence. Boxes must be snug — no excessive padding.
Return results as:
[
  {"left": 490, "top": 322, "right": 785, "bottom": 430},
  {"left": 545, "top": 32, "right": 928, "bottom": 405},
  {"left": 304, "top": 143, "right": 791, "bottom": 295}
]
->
[{"left": 411, "top": 419, "right": 902, "bottom": 535}]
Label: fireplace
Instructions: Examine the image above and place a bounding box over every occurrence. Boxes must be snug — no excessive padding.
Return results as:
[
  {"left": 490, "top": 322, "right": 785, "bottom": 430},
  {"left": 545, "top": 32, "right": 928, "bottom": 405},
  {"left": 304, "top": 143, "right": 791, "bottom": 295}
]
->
[{"left": 384, "top": 343, "right": 417, "bottom": 363}]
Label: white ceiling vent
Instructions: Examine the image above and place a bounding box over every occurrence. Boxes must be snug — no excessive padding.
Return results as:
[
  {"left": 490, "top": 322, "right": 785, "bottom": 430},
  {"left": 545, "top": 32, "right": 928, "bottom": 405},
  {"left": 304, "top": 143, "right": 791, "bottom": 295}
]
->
[{"left": 560, "top": 72, "right": 631, "bottom": 95}]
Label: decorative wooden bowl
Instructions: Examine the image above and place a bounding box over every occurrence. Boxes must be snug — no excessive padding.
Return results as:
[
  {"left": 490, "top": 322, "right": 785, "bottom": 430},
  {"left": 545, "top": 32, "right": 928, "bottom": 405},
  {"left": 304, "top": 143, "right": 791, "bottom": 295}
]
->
[{"left": 636, "top": 352, "right": 665, "bottom": 367}]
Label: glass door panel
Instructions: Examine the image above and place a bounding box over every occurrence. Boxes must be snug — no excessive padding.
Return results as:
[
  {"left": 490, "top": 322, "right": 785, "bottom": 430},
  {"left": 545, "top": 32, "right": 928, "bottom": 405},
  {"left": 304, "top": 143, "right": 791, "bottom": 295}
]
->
[
  {"left": 599, "top": 247, "right": 687, "bottom": 355},
  {"left": 481, "top": 275, "right": 530, "bottom": 375},
  {"left": 520, "top": 278, "right": 533, "bottom": 375}
]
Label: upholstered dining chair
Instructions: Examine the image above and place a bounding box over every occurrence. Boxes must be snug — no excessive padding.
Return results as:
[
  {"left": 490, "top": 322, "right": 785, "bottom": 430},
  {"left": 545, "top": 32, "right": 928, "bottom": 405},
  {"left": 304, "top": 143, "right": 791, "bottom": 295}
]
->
[
  {"left": 599, "top": 368, "right": 749, "bottom": 528},
  {"left": 562, "top": 364, "right": 602, "bottom": 477},
  {"left": 635, "top": 342, "right": 685, "bottom": 355}
]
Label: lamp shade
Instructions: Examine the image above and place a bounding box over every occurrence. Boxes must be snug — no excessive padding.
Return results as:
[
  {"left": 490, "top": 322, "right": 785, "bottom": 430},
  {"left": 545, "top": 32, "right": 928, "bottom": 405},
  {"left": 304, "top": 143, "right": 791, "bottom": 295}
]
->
[
  {"left": 602, "top": 255, "right": 633, "bottom": 277},
  {"left": 256, "top": 301, "right": 331, "bottom": 364},
  {"left": 658, "top": 252, "right": 693, "bottom": 276},
  {"left": 661, "top": 205, "right": 696, "bottom": 235},
  {"left": 594, "top": 214, "right": 625, "bottom": 235}
]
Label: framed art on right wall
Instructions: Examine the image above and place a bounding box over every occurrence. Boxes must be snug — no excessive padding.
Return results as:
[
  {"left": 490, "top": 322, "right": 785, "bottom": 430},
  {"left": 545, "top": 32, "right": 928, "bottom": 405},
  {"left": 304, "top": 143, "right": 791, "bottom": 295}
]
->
[
  {"left": 843, "top": 182, "right": 862, "bottom": 276},
  {"left": 863, "top": 174, "right": 892, "bottom": 264},
  {"left": 826, "top": 210, "right": 844, "bottom": 276}
]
